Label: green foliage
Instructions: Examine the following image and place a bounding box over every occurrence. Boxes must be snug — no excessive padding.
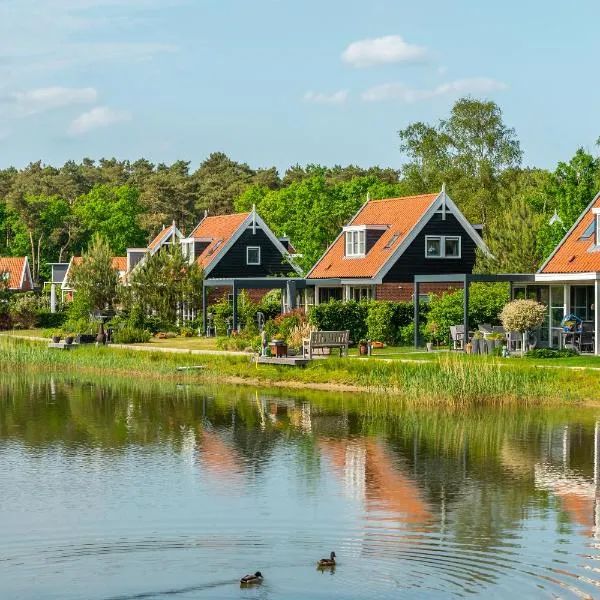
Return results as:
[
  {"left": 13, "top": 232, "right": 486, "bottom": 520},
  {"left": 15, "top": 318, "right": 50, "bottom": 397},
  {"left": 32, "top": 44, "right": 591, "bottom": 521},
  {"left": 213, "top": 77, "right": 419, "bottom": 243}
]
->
[
  {"left": 73, "top": 185, "right": 145, "bottom": 255},
  {"left": 273, "top": 309, "right": 307, "bottom": 343},
  {"left": 8, "top": 293, "right": 44, "bottom": 329},
  {"left": 308, "top": 300, "right": 369, "bottom": 342},
  {"left": 525, "top": 348, "right": 579, "bottom": 359},
  {"left": 366, "top": 301, "right": 417, "bottom": 346},
  {"left": 216, "top": 332, "right": 261, "bottom": 352},
  {"left": 210, "top": 296, "right": 233, "bottom": 336},
  {"left": 36, "top": 310, "right": 67, "bottom": 329},
  {"left": 112, "top": 327, "right": 152, "bottom": 344},
  {"left": 427, "top": 283, "right": 510, "bottom": 343}
]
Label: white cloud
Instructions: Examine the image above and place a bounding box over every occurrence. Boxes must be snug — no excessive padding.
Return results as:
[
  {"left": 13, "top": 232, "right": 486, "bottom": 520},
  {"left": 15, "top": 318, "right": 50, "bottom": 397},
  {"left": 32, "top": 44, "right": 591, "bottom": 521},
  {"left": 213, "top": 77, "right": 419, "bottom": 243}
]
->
[
  {"left": 303, "top": 90, "right": 348, "bottom": 105},
  {"left": 342, "top": 35, "right": 428, "bottom": 68},
  {"left": 12, "top": 86, "right": 97, "bottom": 116},
  {"left": 68, "top": 106, "right": 130, "bottom": 135},
  {"left": 362, "top": 78, "right": 508, "bottom": 103}
]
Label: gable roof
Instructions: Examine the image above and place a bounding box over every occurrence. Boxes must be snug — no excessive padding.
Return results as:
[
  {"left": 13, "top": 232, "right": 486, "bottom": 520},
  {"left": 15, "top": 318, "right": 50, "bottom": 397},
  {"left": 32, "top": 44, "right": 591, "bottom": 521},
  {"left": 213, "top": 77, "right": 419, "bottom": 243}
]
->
[
  {"left": 189, "top": 212, "right": 250, "bottom": 270},
  {"left": 148, "top": 222, "right": 183, "bottom": 253},
  {"left": 307, "top": 191, "right": 488, "bottom": 280},
  {"left": 188, "top": 210, "right": 302, "bottom": 276},
  {"left": 0, "top": 257, "right": 31, "bottom": 290},
  {"left": 539, "top": 192, "right": 600, "bottom": 274}
]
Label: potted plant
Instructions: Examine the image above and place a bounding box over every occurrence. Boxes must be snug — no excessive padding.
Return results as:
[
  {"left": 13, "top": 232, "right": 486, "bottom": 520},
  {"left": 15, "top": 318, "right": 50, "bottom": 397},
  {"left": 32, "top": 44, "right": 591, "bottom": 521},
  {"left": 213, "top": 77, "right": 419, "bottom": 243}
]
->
[
  {"left": 471, "top": 331, "right": 482, "bottom": 355},
  {"left": 64, "top": 332, "right": 75, "bottom": 345},
  {"left": 50, "top": 329, "right": 62, "bottom": 343},
  {"left": 358, "top": 339, "right": 369, "bottom": 355},
  {"left": 269, "top": 334, "right": 288, "bottom": 358}
]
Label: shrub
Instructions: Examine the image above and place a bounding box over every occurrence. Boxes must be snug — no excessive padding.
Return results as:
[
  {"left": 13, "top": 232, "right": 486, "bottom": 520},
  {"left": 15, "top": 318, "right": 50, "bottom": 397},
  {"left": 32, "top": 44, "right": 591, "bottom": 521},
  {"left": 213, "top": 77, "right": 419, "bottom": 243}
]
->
[
  {"left": 36, "top": 310, "right": 67, "bottom": 329},
  {"left": 274, "top": 309, "right": 307, "bottom": 342},
  {"left": 525, "top": 348, "right": 579, "bottom": 359},
  {"left": 216, "top": 332, "right": 260, "bottom": 352},
  {"left": 500, "top": 299, "right": 546, "bottom": 333},
  {"left": 427, "top": 283, "right": 510, "bottom": 343},
  {"left": 309, "top": 300, "right": 369, "bottom": 342},
  {"left": 366, "top": 301, "right": 418, "bottom": 345},
  {"left": 9, "top": 293, "right": 42, "bottom": 329},
  {"left": 287, "top": 322, "right": 316, "bottom": 350},
  {"left": 257, "top": 289, "right": 283, "bottom": 320},
  {"left": 210, "top": 297, "right": 233, "bottom": 336},
  {"left": 179, "top": 326, "right": 195, "bottom": 337},
  {"left": 112, "top": 327, "right": 152, "bottom": 344}
]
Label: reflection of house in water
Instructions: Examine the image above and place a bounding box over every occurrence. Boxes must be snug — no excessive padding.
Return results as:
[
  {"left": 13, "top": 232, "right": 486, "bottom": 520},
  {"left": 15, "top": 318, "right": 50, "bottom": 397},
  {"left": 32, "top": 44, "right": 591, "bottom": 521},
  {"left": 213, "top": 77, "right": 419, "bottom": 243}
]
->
[
  {"left": 198, "top": 428, "right": 242, "bottom": 483},
  {"left": 318, "top": 437, "right": 432, "bottom": 526},
  {"left": 534, "top": 422, "right": 600, "bottom": 537}
]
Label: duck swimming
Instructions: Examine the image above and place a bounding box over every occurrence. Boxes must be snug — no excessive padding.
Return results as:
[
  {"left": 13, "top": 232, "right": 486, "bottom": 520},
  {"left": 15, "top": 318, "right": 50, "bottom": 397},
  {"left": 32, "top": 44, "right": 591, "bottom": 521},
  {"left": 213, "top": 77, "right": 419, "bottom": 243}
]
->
[
  {"left": 317, "top": 551, "right": 336, "bottom": 568},
  {"left": 240, "top": 571, "right": 263, "bottom": 585}
]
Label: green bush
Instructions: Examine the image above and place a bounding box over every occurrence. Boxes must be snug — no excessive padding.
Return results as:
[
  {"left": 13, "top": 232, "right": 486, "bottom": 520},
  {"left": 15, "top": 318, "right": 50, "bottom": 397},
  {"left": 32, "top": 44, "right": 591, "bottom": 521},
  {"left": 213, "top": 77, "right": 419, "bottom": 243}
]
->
[
  {"left": 257, "top": 289, "right": 282, "bottom": 320},
  {"left": 366, "top": 301, "right": 419, "bottom": 345},
  {"left": 112, "top": 327, "right": 152, "bottom": 344},
  {"left": 309, "top": 300, "right": 369, "bottom": 342},
  {"left": 274, "top": 309, "right": 307, "bottom": 343},
  {"left": 36, "top": 311, "right": 67, "bottom": 329},
  {"left": 179, "top": 326, "right": 195, "bottom": 337},
  {"left": 9, "top": 293, "right": 43, "bottom": 329},
  {"left": 216, "top": 333, "right": 261, "bottom": 352},
  {"left": 525, "top": 348, "right": 578, "bottom": 359},
  {"left": 210, "top": 297, "right": 233, "bottom": 336},
  {"left": 427, "top": 283, "right": 510, "bottom": 344}
]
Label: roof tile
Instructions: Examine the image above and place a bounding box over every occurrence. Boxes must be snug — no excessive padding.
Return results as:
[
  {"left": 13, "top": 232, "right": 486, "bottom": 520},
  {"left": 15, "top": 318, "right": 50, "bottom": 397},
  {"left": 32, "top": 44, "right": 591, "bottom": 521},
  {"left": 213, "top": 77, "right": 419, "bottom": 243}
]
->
[
  {"left": 308, "top": 194, "right": 439, "bottom": 279},
  {"left": 0, "top": 257, "right": 27, "bottom": 289}
]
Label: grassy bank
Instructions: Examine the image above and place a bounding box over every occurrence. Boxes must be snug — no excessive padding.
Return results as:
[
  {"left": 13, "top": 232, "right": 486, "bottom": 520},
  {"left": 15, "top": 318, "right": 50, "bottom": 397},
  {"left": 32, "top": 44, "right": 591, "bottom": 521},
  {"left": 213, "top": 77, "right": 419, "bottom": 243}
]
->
[{"left": 2, "top": 336, "right": 597, "bottom": 405}]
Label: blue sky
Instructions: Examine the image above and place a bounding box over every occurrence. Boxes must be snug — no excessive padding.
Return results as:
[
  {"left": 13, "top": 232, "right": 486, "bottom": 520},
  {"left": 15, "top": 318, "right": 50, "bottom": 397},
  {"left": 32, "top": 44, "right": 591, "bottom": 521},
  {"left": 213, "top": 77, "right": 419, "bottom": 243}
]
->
[{"left": 0, "top": 0, "right": 598, "bottom": 173}]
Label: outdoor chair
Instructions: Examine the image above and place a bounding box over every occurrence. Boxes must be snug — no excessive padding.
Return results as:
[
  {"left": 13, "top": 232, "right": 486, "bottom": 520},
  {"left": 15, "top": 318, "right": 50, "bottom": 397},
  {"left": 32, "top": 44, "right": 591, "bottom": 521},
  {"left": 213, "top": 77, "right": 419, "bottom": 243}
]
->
[
  {"left": 579, "top": 322, "right": 595, "bottom": 353},
  {"left": 450, "top": 325, "right": 465, "bottom": 351}
]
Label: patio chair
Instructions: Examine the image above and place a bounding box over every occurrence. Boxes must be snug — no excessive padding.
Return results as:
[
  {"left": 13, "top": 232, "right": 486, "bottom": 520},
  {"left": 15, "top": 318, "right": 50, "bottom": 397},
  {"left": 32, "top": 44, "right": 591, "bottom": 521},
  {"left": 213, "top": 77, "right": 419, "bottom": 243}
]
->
[
  {"left": 579, "top": 322, "right": 595, "bottom": 353},
  {"left": 450, "top": 325, "right": 465, "bottom": 351}
]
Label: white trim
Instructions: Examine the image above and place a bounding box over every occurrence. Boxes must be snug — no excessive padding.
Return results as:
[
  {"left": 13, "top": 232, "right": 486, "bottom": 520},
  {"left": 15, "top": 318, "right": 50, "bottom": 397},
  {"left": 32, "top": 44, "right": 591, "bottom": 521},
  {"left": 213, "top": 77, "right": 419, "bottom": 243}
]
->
[
  {"left": 539, "top": 190, "right": 600, "bottom": 273},
  {"left": 344, "top": 229, "right": 366, "bottom": 257},
  {"left": 246, "top": 246, "right": 261, "bottom": 265},
  {"left": 535, "top": 272, "right": 600, "bottom": 282},
  {"left": 376, "top": 190, "right": 489, "bottom": 280},
  {"left": 61, "top": 256, "right": 75, "bottom": 291},
  {"left": 340, "top": 278, "right": 383, "bottom": 285},
  {"left": 20, "top": 257, "right": 32, "bottom": 289},
  {"left": 149, "top": 224, "right": 184, "bottom": 255},
  {"left": 425, "top": 235, "right": 461, "bottom": 259},
  {"left": 203, "top": 212, "right": 302, "bottom": 277}
]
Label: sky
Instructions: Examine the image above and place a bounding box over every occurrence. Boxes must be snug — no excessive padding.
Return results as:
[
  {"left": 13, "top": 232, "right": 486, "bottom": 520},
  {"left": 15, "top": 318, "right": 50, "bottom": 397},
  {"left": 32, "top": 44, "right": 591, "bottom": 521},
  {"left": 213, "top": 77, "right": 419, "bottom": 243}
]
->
[{"left": 0, "top": 0, "right": 598, "bottom": 174}]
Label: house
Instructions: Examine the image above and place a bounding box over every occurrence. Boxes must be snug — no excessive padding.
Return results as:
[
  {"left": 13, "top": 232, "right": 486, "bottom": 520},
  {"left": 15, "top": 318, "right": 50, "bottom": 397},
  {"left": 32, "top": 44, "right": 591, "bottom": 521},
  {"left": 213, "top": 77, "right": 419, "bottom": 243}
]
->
[
  {"left": 305, "top": 187, "right": 489, "bottom": 304},
  {"left": 126, "top": 221, "right": 184, "bottom": 275},
  {"left": 61, "top": 255, "right": 128, "bottom": 299},
  {"left": 509, "top": 190, "right": 600, "bottom": 354},
  {"left": 0, "top": 257, "right": 33, "bottom": 291}
]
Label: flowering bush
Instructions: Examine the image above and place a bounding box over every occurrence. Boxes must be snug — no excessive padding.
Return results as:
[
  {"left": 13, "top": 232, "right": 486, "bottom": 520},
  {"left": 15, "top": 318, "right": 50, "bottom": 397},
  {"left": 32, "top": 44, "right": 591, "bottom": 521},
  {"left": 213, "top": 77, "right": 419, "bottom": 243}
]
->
[
  {"left": 274, "top": 309, "right": 307, "bottom": 342},
  {"left": 287, "top": 322, "right": 316, "bottom": 350},
  {"left": 500, "top": 299, "right": 546, "bottom": 333}
]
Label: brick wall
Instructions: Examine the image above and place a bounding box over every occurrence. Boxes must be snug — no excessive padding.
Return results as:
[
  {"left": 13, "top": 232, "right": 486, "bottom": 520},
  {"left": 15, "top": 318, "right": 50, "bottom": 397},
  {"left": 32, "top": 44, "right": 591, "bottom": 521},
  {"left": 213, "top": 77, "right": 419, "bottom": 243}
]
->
[
  {"left": 207, "top": 287, "right": 273, "bottom": 305},
  {"left": 375, "top": 282, "right": 464, "bottom": 302}
]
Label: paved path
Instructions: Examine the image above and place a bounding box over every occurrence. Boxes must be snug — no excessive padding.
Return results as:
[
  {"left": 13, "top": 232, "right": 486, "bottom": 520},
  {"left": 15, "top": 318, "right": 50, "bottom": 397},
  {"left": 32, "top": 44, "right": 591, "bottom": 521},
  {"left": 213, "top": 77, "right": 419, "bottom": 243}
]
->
[{"left": 0, "top": 334, "right": 249, "bottom": 357}]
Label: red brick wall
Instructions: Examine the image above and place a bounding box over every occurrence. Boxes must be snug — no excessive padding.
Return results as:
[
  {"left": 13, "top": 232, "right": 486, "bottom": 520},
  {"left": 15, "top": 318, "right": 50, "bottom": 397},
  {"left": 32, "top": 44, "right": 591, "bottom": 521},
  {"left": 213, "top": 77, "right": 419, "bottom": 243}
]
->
[{"left": 375, "top": 282, "right": 464, "bottom": 302}]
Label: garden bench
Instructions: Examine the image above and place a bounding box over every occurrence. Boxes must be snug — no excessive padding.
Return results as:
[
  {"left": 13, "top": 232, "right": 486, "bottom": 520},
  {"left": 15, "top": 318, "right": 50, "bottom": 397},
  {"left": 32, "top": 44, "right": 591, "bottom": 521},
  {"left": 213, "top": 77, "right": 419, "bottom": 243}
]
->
[{"left": 302, "top": 330, "right": 349, "bottom": 359}]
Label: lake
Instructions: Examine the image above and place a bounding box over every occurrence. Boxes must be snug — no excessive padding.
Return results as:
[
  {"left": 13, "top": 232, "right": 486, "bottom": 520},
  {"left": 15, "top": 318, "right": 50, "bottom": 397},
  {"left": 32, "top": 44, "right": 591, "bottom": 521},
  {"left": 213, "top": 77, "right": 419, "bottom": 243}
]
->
[{"left": 1, "top": 376, "right": 600, "bottom": 599}]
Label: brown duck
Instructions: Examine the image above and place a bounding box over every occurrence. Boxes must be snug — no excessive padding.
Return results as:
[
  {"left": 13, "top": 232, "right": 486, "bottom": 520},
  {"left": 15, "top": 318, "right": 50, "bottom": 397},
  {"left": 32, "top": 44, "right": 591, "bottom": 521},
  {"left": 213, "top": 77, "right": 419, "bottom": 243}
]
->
[
  {"left": 240, "top": 571, "right": 263, "bottom": 585},
  {"left": 317, "top": 551, "right": 336, "bottom": 568}
]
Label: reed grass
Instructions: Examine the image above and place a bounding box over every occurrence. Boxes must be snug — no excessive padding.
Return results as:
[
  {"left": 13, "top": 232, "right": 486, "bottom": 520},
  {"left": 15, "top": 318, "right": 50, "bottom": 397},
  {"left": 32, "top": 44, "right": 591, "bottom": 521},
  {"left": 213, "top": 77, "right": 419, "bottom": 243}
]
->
[{"left": 0, "top": 337, "right": 588, "bottom": 405}]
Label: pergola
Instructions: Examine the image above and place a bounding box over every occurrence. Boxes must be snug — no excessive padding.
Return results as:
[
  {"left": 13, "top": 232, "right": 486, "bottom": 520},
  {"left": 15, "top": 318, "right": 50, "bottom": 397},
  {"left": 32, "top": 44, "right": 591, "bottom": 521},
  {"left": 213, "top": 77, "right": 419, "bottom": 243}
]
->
[
  {"left": 202, "top": 277, "right": 309, "bottom": 332},
  {"left": 413, "top": 273, "right": 536, "bottom": 348}
]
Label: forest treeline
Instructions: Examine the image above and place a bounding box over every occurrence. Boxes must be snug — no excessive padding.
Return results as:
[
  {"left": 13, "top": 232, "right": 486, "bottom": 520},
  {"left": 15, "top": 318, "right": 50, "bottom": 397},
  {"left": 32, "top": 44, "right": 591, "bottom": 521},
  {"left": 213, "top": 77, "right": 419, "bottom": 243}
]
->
[{"left": 1, "top": 97, "right": 599, "bottom": 281}]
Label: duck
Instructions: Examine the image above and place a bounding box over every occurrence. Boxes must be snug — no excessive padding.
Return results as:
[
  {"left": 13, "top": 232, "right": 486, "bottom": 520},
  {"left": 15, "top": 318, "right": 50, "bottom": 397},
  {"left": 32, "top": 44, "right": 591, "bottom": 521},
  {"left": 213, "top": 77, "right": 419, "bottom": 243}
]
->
[
  {"left": 240, "top": 571, "right": 263, "bottom": 585},
  {"left": 317, "top": 551, "right": 336, "bottom": 568}
]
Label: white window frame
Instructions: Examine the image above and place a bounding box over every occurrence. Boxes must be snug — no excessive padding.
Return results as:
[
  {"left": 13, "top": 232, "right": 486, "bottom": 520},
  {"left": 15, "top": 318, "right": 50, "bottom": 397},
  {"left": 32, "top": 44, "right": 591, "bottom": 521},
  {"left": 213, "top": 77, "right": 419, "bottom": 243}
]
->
[
  {"left": 425, "top": 235, "right": 461, "bottom": 259},
  {"left": 596, "top": 214, "right": 600, "bottom": 246},
  {"left": 344, "top": 228, "right": 366, "bottom": 257},
  {"left": 246, "top": 246, "right": 261, "bottom": 265}
]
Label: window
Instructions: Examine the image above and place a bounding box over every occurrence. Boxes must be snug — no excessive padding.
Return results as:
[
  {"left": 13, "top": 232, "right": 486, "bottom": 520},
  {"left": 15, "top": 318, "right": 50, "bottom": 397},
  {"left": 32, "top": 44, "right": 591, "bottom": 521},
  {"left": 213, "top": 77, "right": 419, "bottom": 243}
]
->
[
  {"left": 425, "top": 235, "right": 461, "bottom": 258},
  {"left": 385, "top": 232, "right": 400, "bottom": 249},
  {"left": 348, "top": 286, "right": 372, "bottom": 301},
  {"left": 345, "top": 230, "right": 366, "bottom": 257},
  {"left": 246, "top": 246, "right": 261, "bottom": 265},
  {"left": 580, "top": 219, "right": 596, "bottom": 240},
  {"left": 597, "top": 214, "right": 600, "bottom": 245}
]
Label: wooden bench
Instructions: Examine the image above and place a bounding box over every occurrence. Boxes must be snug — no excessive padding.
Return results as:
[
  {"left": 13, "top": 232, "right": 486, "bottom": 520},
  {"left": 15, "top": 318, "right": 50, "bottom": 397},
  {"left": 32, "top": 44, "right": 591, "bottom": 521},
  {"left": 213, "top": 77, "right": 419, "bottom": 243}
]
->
[{"left": 302, "top": 330, "right": 350, "bottom": 359}]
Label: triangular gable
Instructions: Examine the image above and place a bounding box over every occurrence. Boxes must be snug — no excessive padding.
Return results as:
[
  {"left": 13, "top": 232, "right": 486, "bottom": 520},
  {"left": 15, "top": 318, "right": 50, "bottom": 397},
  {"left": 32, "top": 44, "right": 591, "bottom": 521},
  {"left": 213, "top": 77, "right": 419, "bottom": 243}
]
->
[
  {"left": 306, "top": 189, "right": 489, "bottom": 281},
  {"left": 538, "top": 191, "right": 600, "bottom": 274},
  {"left": 0, "top": 257, "right": 29, "bottom": 290},
  {"left": 148, "top": 222, "right": 184, "bottom": 254},
  {"left": 192, "top": 210, "right": 302, "bottom": 276}
]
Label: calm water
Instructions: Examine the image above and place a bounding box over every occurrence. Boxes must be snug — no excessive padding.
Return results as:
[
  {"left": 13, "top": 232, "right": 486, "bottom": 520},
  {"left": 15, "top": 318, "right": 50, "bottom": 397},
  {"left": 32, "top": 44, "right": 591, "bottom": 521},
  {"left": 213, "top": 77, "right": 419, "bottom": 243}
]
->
[{"left": 2, "top": 377, "right": 600, "bottom": 599}]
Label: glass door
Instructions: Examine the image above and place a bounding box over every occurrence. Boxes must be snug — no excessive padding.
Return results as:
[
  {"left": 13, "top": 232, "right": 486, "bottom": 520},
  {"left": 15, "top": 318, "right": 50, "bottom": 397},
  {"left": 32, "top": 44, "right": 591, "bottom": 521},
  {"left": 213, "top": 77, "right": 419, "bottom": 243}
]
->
[{"left": 550, "top": 286, "right": 565, "bottom": 348}]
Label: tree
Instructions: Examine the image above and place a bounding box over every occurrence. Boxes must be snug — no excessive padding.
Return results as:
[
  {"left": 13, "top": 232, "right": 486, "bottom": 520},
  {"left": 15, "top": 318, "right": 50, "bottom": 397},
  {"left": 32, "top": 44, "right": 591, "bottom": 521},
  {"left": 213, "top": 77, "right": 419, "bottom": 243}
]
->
[
  {"left": 399, "top": 98, "right": 522, "bottom": 225},
  {"left": 536, "top": 149, "right": 600, "bottom": 260},
  {"left": 73, "top": 185, "right": 146, "bottom": 254},
  {"left": 475, "top": 198, "right": 543, "bottom": 273},
  {"left": 500, "top": 299, "right": 546, "bottom": 356},
  {"left": 70, "top": 235, "right": 119, "bottom": 314},
  {"left": 130, "top": 244, "right": 203, "bottom": 325}
]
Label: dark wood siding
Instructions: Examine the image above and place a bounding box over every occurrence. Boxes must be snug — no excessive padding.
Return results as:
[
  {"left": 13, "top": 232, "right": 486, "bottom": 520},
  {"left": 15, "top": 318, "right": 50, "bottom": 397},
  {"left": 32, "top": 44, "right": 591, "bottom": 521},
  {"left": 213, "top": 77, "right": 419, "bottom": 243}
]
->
[
  {"left": 382, "top": 213, "right": 478, "bottom": 283},
  {"left": 209, "top": 227, "right": 295, "bottom": 278}
]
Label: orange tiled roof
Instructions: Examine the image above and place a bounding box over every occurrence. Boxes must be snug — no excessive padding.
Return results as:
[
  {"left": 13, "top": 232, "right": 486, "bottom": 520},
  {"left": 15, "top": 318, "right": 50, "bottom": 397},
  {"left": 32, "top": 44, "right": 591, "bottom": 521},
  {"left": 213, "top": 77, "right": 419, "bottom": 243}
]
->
[
  {"left": 0, "top": 257, "right": 27, "bottom": 289},
  {"left": 308, "top": 193, "right": 439, "bottom": 279},
  {"left": 541, "top": 194, "right": 600, "bottom": 273},
  {"left": 148, "top": 224, "right": 174, "bottom": 250},
  {"left": 189, "top": 213, "right": 249, "bottom": 269}
]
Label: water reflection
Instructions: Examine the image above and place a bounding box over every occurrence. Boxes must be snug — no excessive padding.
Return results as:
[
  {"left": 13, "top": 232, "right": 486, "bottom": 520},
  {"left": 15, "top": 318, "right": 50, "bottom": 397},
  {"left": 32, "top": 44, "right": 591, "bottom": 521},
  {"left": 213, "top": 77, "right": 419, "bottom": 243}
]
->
[{"left": 1, "top": 376, "right": 600, "bottom": 598}]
